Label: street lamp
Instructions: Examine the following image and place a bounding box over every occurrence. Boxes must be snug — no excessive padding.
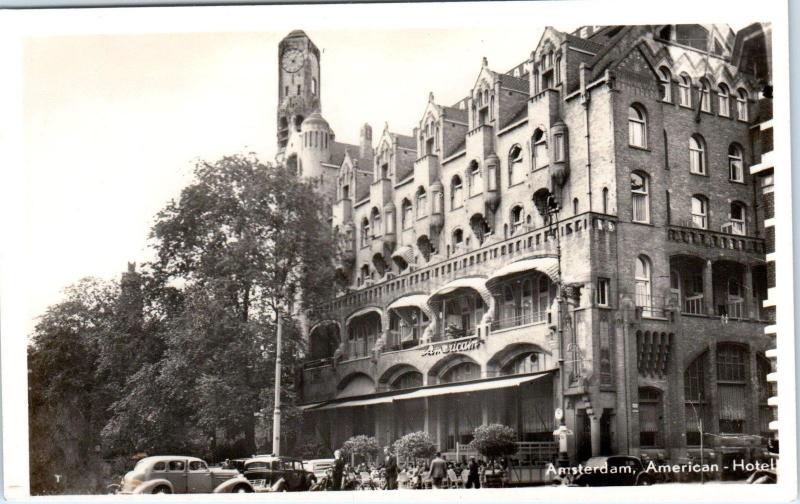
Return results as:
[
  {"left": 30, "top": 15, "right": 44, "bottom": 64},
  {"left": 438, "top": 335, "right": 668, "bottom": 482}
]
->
[{"left": 537, "top": 192, "right": 572, "bottom": 467}]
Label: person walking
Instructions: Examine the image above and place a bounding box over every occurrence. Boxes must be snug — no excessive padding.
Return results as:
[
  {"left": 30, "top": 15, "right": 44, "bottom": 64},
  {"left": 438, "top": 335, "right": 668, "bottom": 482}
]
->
[
  {"left": 428, "top": 452, "right": 447, "bottom": 489},
  {"left": 331, "top": 450, "right": 346, "bottom": 491},
  {"left": 383, "top": 446, "right": 398, "bottom": 490},
  {"left": 466, "top": 456, "right": 481, "bottom": 489}
]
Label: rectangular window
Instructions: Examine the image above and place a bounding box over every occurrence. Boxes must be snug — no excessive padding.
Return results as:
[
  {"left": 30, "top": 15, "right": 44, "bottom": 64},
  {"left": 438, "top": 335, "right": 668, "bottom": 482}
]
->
[
  {"left": 632, "top": 193, "right": 648, "bottom": 223},
  {"left": 596, "top": 277, "right": 609, "bottom": 306},
  {"left": 553, "top": 134, "right": 565, "bottom": 162}
]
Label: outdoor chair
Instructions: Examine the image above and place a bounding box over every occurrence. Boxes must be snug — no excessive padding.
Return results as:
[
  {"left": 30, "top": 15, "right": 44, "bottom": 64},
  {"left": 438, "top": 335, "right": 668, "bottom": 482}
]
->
[
  {"left": 397, "top": 471, "right": 410, "bottom": 489},
  {"left": 359, "top": 471, "right": 373, "bottom": 490},
  {"left": 447, "top": 469, "right": 463, "bottom": 488}
]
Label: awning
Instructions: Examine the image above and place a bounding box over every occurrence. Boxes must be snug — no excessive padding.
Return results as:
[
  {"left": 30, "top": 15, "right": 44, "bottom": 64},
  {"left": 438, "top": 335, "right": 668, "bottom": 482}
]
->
[
  {"left": 387, "top": 294, "right": 430, "bottom": 311},
  {"left": 391, "top": 245, "right": 415, "bottom": 265},
  {"left": 396, "top": 372, "right": 549, "bottom": 401},
  {"left": 298, "top": 401, "right": 326, "bottom": 411},
  {"left": 310, "top": 395, "right": 397, "bottom": 411},
  {"left": 429, "top": 277, "right": 489, "bottom": 298},
  {"left": 486, "top": 257, "right": 559, "bottom": 290}
]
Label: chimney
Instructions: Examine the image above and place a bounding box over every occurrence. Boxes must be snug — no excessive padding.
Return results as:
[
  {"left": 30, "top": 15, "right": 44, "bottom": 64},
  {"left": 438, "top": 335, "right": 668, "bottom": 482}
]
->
[{"left": 360, "top": 123, "right": 373, "bottom": 160}]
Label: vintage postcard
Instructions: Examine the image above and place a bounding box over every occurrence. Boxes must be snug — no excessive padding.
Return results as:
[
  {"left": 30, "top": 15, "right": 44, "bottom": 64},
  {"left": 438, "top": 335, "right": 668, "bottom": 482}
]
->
[{"left": 0, "top": 0, "right": 794, "bottom": 501}]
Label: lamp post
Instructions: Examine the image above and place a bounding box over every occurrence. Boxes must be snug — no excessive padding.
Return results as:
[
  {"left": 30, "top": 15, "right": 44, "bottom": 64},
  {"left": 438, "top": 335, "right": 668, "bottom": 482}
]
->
[
  {"left": 272, "top": 315, "right": 283, "bottom": 456},
  {"left": 539, "top": 193, "right": 572, "bottom": 467}
]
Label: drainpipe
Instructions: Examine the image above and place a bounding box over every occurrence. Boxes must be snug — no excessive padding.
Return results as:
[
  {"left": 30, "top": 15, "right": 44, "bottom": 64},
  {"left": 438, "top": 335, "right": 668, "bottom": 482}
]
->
[{"left": 580, "top": 63, "right": 592, "bottom": 211}]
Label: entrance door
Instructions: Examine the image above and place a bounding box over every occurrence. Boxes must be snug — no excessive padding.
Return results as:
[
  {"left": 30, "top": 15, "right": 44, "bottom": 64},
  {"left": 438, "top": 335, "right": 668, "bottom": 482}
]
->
[
  {"left": 600, "top": 409, "right": 613, "bottom": 455},
  {"left": 576, "top": 410, "right": 592, "bottom": 463}
]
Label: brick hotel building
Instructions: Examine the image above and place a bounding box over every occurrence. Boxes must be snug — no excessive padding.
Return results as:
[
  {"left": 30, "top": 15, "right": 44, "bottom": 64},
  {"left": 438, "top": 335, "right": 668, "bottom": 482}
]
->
[{"left": 277, "top": 24, "right": 775, "bottom": 473}]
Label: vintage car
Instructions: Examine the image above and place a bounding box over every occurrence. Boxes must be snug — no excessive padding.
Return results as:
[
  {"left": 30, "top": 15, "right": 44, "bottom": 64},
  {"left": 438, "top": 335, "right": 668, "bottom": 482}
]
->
[
  {"left": 242, "top": 455, "right": 316, "bottom": 492},
  {"left": 118, "top": 456, "right": 254, "bottom": 494},
  {"left": 571, "top": 456, "right": 655, "bottom": 487},
  {"left": 303, "top": 458, "right": 335, "bottom": 480}
]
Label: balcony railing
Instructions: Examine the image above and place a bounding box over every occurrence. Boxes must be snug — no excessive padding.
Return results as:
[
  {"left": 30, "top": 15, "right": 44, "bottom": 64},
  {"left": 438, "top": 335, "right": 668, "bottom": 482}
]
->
[
  {"left": 683, "top": 294, "right": 705, "bottom": 315},
  {"left": 321, "top": 212, "right": 617, "bottom": 318},
  {"left": 631, "top": 293, "right": 671, "bottom": 319},
  {"left": 491, "top": 311, "right": 547, "bottom": 331},
  {"left": 666, "top": 225, "right": 765, "bottom": 255},
  {"left": 719, "top": 300, "right": 745, "bottom": 320}
]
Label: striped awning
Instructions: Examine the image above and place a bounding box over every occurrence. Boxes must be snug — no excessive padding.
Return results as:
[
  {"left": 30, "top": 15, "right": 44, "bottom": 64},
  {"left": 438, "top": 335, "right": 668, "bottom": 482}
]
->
[
  {"left": 486, "top": 257, "right": 559, "bottom": 290},
  {"left": 395, "top": 373, "right": 548, "bottom": 401},
  {"left": 429, "top": 277, "right": 489, "bottom": 298},
  {"left": 391, "top": 245, "right": 415, "bottom": 265}
]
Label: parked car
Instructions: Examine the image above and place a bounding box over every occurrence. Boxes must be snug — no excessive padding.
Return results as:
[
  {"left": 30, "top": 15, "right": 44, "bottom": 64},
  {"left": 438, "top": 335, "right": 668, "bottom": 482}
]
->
[
  {"left": 242, "top": 455, "right": 316, "bottom": 492},
  {"left": 572, "top": 456, "right": 655, "bottom": 487},
  {"left": 118, "top": 456, "right": 253, "bottom": 494},
  {"left": 304, "top": 458, "right": 335, "bottom": 480}
]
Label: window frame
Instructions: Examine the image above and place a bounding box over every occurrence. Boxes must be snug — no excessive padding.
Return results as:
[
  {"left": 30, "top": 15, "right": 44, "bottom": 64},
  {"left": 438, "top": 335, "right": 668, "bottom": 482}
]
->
[
  {"left": 717, "top": 83, "right": 730, "bottom": 117},
  {"left": 508, "top": 144, "right": 525, "bottom": 185},
  {"left": 450, "top": 175, "right": 464, "bottom": 210},
  {"left": 631, "top": 172, "right": 650, "bottom": 224},
  {"left": 628, "top": 104, "right": 647, "bottom": 149},
  {"left": 691, "top": 195, "right": 708, "bottom": 230},
  {"left": 658, "top": 66, "right": 672, "bottom": 103},
  {"left": 679, "top": 74, "right": 692, "bottom": 108},
  {"left": 728, "top": 144, "right": 744, "bottom": 182},
  {"left": 689, "top": 135, "right": 707, "bottom": 175}
]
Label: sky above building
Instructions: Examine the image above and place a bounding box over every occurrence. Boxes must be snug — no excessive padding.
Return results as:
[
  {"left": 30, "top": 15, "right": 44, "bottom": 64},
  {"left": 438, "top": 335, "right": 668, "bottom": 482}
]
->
[
  {"left": 20, "top": 21, "right": 555, "bottom": 333},
  {"left": 14, "top": 1, "right": 756, "bottom": 334}
]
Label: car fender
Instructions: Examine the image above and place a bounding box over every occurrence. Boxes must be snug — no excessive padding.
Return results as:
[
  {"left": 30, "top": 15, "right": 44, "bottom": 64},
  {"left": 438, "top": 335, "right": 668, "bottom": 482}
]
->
[
  {"left": 213, "top": 476, "right": 254, "bottom": 493},
  {"left": 133, "top": 479, "right": 173, "bottom": 494}
]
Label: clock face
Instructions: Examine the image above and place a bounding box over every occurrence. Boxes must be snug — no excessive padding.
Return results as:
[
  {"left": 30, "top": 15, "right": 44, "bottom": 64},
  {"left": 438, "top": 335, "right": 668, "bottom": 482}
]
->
[{"left": 281, "top": 48, "right": 304, "bottom": 73}]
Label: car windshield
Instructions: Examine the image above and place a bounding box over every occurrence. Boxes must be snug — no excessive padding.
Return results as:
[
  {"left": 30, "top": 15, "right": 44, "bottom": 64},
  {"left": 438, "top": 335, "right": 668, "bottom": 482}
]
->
[
  {"left": 245, "top": 461, "right": 269, "bottom": 471},
  {"left": 584, "top": 458, "right": 608, "bottom": 469}
]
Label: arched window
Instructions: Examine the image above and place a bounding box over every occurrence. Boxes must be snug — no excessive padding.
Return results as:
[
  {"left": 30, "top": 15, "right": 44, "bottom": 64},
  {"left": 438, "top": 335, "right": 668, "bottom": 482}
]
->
[
  {"left": 359, "top": 264, "right": 370, "bottom": 286},
  {"left": 468, "top": 160, "right": 483, "bottom": 196},
  {"left": 441, "top": 362, "right": 480, "bottom": 383},
  {"left": 391, "top": 371, "right": 423, "bottom": 391},
  {"left": 510, "top": 205, "right": 524, "bottom": 235},
  {"left": 572, "top": 197, "right": 579, "bottom": 214},
  {"left": 639, "top": 387, "right": 664, "bottom": 448},
  {"left": 679, "top": 73, "right": 692, "bottom": 107},
  {"left": 401, "top": 198, "right": 413, "bottom": 230},
  {"left": 699, "top": 79, "right": 712, "bottom": 112},
  {"left": 689, "top": 135, "right": 706, "bottom": 175},
  {"left": 736, "top": 88, "right": 749, "bottom": 121},
  {"left": 532, "top": 130, "right": 548, "bottom": 170},
  {"left": 501, "top": 351, "right": 544, "bottom": 375},
  {"left": 717, "top": 83, "right": 730, "bottom": 116},
  {"left": 691, "top": 195, "right": 708, "bottom": 229},
  {"left": 450, "top": 175, "right": 463, "bottom": 209},
  {"left": 634, "top": 255, "right": 652, "bottom": 312},
  {"left": 360, "top": 217, "right": 370, "bottom": 247},
  {"left": 730, "top": 201, "right": 746, "bottom": 235},
  {"left": 631, "top": 172, "right": 650, "bottom": 223},
  {"left": 602, "top": 187, "right": 609, "bottom": 214},
  {"left": 508, "top": 145, "right": 524, "bottom": 185},
  {"left": 371, "top": 207, "right": 382, "bottom": 236},
  {"left": 628, "top": 104, "right": 647, "bottom": 148},
  {"left": 416, "top": 187, "right": 427, "bottom": 218},
  {"left": 554, "top": 56, "right": 562, "bottom": 84},
  {"left": 452, "top": 228, "right": 464, "bottom": 246},
  {"left": 728, "top": 144, "right": 744, "bottom": 182},
  {"left": 658, "top": 66, "right": 672, "bottom": 102},
  {"left": 311, "top": 77, "right": 317, "bottom": 96},
  {"left": 538, "top": 275, "right": 550, "bottom": 316}
]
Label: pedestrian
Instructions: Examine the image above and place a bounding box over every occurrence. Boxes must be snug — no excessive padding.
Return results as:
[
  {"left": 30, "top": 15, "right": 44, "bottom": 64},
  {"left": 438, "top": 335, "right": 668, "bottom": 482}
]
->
[
  {"left": 331, "top": 449, "right": 345, "bottom": 491},
  {"left": 466, "top": 456, "right": 480, "bottom": 489},
  {"left": 428, "top": 452, "right": 447, "bottom": 489},
  {"left": 383, "top": 446, "right": 399, "bottom": 490}
]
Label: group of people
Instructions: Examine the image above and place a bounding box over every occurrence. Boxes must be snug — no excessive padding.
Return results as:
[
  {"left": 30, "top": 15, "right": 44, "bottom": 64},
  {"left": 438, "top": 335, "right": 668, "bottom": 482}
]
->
[{"left": 325, "top": 447, "right": 490, "bottom": 490}]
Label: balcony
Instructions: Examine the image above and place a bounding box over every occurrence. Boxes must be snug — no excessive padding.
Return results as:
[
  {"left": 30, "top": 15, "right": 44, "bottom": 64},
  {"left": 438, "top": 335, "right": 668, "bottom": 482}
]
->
[
  {"left": 666, "top": 225, "right": 765, "bottom": 257},
  {"left": 491, "top": 311, "right": 547, "bottom": 332},
  {"left": 322, "top": 212, "right": 616, "bottom": 318}
]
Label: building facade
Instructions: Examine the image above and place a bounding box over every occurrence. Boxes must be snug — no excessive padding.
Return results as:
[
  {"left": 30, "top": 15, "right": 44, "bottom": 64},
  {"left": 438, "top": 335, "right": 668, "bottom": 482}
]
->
[{"left": 281, "top": 24, "right": 774, "bottom": 470}]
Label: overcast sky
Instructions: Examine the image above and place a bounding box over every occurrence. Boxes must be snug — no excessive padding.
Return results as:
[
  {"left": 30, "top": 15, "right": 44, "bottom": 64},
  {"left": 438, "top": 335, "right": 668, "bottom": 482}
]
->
[
  {"left": 19, "top": 19, "right": 559, "bottom": 333},
  {"left": 13, "top": 1, "right": 759, "bottom": 334}
]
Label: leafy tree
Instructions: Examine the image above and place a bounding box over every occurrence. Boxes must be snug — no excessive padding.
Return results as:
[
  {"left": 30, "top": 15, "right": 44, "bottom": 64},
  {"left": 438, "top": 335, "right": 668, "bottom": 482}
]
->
[
  {"left": 393, "top": 431, "right": 436, "bottom": 463},
  {"left": 469, "top": 423, "right": 518, "bottom": 463},
  {"left": 28, "top": 278, "right": 121, "bottom": 494},
  {"left": 106, "top": 153, "right": 338, "bottom": 456},
  {"left": 341, "top": 435, "right": 380, "bottom": 464}
]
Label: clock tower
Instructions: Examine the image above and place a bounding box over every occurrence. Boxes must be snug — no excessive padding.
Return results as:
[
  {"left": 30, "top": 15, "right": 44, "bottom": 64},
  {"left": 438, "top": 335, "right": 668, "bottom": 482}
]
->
[{"left": 277, "top": 30, "right": 321, "bottom": 159}]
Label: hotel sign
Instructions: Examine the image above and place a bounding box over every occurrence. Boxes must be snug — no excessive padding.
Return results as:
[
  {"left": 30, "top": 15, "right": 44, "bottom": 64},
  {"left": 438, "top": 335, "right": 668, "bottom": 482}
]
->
[{"left": 421, "top": 338, "right": 481, "bottom": 357}]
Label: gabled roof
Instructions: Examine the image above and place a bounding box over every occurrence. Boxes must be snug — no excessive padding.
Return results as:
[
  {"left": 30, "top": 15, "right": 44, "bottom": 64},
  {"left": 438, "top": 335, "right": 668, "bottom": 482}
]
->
[
  {"left": 497, "top": 73, "right": 530, "bottom": 94},
  {"left": 444, "top": 137, "right": 466, "bottom": 158},
  {"left": 500, "top": 101, "right": 529, "bottom": 130},
  {"left": 395, "top": 134, "right": 416, "bottom": 150},
  {"left": 441, "top": 106, "right": 468, "bottom": 124},
  {"left": 330, "top": 141, "right": 362, "bottom": 167}
]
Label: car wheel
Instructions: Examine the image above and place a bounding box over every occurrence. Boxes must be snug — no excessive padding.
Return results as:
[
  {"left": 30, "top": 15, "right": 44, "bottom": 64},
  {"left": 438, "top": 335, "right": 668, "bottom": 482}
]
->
[
  {"left": 637, "top": 477, "right": 653, "bottom": 486},
  {"left": 153, "top": 485, "right": 171, "bottom": 494},
  {"left": 233, "top": 485, "right": 252, "bottom": 493}
]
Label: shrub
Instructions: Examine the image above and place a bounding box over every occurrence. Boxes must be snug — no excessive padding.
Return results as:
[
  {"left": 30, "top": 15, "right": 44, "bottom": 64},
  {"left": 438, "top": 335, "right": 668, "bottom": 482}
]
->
[
  {"left": 393, "top": 431, "right": 437, "bottom": 463},
  {"left": 340, "top": 435, "right": 380, "bottom": 463},
  {"left": 470, "top": 423, "right": 518, "bottom": 463}
]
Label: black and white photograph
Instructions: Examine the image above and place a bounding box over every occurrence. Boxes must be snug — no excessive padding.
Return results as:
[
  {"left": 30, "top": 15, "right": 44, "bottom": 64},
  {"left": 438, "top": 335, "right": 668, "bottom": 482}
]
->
[{"left": 0, "top": 0, "right": 795, "bottom": 501}]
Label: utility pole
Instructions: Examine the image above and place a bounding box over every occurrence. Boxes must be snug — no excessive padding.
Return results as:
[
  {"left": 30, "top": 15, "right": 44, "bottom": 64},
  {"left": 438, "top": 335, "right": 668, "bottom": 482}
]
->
[{"left": 272, "top": 315, "right": 283, "bottom": 456}]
